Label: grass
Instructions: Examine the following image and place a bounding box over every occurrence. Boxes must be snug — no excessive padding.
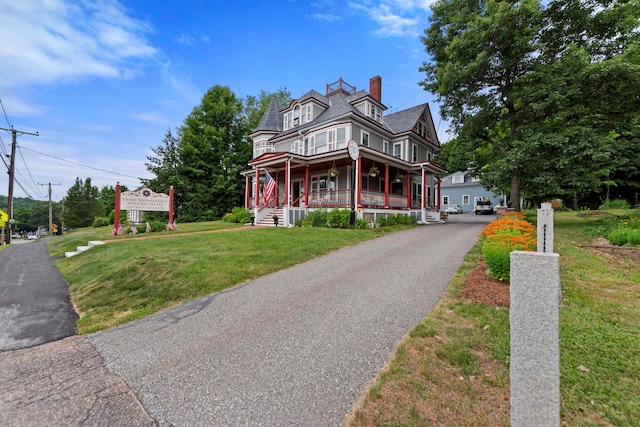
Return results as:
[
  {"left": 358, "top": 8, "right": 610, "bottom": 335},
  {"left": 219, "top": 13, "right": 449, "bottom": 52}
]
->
[
  {"left": 48, "top": 221, "right": 243, "bottom": 256},
  {"left": 48, "top": 212, "right": 639, "bottom": 424},
  {"left": 347, "top": 209, "right": 640, "bottom": 426},
  {"left": 53, "top": 222, "right": 411, "bottom": 333}
]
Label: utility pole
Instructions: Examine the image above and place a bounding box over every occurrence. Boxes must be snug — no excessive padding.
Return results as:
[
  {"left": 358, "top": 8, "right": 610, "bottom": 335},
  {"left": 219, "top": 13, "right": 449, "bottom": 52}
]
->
[
  {"left": 1, "top": 126, "right": 39, "bottom": 244},
  {"left": 39, "top": 182, "right": 62, "bottom": 235}
]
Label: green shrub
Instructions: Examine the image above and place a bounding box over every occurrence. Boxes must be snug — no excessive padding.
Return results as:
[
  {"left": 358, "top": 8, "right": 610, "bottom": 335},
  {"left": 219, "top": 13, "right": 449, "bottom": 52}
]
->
[
  {"left": 628, "top": 229, "right": 640, "bottom": 245},
  {"left": 150, "top": 221, "right": 167, "bottom": 232},
  {"left": 108, "top": 209, "right": 127, "bottom": 225},
  {"left": 599, "top": 199, "right": 631, "bottom": 210},
  {"left": 355, "top": 218, "right": 370, "bottom": 229},
  {"left": 482, "top": 241, "right": 512, "bottom": 281},
  {"left": 377, "top": 213, "right": 417, "bottom": 227},
  {"left": 607, "top": 228, "right": 640, "bottom": 246},
  {"left": 92, "top": 217, "right": 110, "bottom": 227},
  {"left": 223, "top": 207, "right": 252, "bottom": 224},
  {"left": 327, "top": 209, "right": 351, "bottom": 228},
  {"left": 303, "top": 209, "right": 329, "bottom": 227}
]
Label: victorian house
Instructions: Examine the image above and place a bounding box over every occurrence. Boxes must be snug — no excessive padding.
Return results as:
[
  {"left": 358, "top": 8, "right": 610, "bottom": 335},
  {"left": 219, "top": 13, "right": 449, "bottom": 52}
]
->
[{"left": 244, "top": 76, "right": 446, "bottom": 226}]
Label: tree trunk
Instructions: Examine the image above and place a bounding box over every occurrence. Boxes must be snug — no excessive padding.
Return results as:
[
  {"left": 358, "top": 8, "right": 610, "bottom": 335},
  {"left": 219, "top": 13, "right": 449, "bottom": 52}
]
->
[{"left": 510, "top": 176, "right": 521, "bottom": 211}]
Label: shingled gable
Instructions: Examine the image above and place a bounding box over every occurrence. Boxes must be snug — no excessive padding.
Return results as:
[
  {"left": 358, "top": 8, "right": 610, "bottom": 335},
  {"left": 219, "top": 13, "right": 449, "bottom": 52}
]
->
[{"left": 384, "top": 103, "right": 440, "bottom": 147}]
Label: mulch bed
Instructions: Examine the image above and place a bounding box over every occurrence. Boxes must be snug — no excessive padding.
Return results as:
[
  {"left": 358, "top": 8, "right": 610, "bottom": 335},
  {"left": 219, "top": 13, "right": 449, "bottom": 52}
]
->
[
  {"left": 462, "top": 260, "right": 510, "bottom": 308},
  {"left": 462, "top": 238, "right": 639, "bottom": 308}
]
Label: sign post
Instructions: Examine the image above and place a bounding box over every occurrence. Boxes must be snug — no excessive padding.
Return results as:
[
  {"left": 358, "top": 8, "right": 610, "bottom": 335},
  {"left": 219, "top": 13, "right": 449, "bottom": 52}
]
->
[
  {"left": 113, "top": 184, "right": 174, "bottom": 235},
  {"left": 347, "top": 140, "right": 359, "bottom": 225}
]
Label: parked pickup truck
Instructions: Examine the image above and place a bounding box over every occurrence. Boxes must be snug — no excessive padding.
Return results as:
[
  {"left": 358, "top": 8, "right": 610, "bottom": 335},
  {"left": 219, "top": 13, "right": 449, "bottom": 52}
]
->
[{"left": 474, "top": 197, "right": 494, "bottom": 215}]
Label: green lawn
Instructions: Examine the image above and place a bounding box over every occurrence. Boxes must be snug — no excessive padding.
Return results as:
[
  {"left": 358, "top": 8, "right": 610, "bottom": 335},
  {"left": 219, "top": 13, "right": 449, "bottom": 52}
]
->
[
  {"left": 348, "top": 209, "right": 640, "bottom": 426},
  {"left": 47, "top": 221, "right": 243, "bottom": 256},
  {"left": 53, "top": 223, "right": 408, "bottom": 333}
]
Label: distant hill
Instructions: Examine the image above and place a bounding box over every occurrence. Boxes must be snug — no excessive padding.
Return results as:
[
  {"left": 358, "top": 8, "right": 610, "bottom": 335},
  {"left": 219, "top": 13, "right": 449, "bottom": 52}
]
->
[{"left": 0, "top": 195, "right": 42, "bottom": 211}]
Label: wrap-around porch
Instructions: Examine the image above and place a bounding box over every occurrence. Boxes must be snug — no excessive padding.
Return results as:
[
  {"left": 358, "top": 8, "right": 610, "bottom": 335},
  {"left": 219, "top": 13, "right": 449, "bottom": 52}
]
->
[{"left": 244, "top": 147, "right": 446, "bottom": 227}]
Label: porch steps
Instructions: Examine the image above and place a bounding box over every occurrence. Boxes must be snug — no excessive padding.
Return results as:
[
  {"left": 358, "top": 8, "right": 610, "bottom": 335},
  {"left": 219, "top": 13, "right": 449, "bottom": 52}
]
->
[
  {"left": 64, "top": 240, "right": 105, "bottom": 258},
  {"left": 256, "top": 208, "right": 284, "bottom": 227}
]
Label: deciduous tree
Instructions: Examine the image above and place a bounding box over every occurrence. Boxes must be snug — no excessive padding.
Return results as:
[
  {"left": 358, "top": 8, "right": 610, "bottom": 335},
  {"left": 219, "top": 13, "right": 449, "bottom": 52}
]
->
[{"left": 421, "top": 0, "right": 640, "bottom": 208}]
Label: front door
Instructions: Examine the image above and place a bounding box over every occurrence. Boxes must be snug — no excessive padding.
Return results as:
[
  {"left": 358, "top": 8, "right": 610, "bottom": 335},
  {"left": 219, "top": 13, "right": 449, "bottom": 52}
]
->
[{"left": 292, "top": 179, "right": 305, "bottom": 206}]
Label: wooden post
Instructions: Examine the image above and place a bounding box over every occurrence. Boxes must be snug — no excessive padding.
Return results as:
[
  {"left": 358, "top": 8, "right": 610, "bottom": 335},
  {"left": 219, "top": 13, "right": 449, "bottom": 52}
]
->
[
  {"left": 113, "top": 182, "right": 121, "bottom": 235},
  {"left": 169, "top": 186, "right": 174, "bottom": 224}
]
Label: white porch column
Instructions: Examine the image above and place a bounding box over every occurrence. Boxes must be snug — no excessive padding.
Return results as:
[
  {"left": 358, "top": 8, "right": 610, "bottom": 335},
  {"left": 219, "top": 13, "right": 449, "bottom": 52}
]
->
[{"left": 421, "top": 167, "right": 426, "bottom": 223}]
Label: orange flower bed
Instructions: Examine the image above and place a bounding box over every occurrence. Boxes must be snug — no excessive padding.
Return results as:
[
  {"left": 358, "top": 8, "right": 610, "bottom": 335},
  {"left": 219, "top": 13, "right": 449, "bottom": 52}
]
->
[{"left": 481, "top": 215, "right": 537, "bottom": 281}]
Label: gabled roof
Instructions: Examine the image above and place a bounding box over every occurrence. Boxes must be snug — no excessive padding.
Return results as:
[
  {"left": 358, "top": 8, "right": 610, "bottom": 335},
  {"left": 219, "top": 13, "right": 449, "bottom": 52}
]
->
[
  {"left": 253, "top": 96, "right": 282, "bottom": 133},
  {"left": 384, "top": 103, "right": 428, "bottom": 134},
  {"left": 312, "top": 91, "right": 394, "bottom": 132},
  {"left": 295, "top": 90, "right": 329, "bottom": 107}
]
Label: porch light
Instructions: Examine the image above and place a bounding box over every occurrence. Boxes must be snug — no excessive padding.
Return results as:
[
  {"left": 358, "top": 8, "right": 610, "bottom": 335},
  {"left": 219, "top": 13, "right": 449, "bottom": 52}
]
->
[{"left": 369, "top": 162, "right": 379, "bottom": 177}]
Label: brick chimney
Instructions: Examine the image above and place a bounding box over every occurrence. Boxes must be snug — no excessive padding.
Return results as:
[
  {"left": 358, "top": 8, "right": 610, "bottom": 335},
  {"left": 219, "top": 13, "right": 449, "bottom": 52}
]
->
[{"left": 369, "top": 76, "right": 382, "bottom": 103}]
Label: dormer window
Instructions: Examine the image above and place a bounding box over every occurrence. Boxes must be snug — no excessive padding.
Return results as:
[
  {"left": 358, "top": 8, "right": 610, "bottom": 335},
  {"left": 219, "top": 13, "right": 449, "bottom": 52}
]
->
[
  {"left": 293, "top": 105, "right": 301, "bottom": 126},
  {"left": 367, "top": 102, "right": 382, "bottom": 123}
]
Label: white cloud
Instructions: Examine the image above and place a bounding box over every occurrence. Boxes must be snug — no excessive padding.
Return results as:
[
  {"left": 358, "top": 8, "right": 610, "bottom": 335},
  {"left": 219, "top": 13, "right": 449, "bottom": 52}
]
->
[
  {"left": 0, "top": 96, "right": 46, "bottom": 118},
  {"left": 201, "top": 35, "right": 210, "bottom": 43},
  {"left": 0, "top": 0, "right": 157, "bottom": 90},
  {"left": 160, "top": 61, "right": 202, "bottom": 105},
  {"left": 349, "top": 1, "right": 433, "bottom": 37},
  {"left": 176, "top": 33, "right": 196, "bottom": 46},
  {"left": 310, "top": 13, "right": 341, "bottom": 22},
  {"left": 130, "top": 112, "right": 168, "bottom": 124}
]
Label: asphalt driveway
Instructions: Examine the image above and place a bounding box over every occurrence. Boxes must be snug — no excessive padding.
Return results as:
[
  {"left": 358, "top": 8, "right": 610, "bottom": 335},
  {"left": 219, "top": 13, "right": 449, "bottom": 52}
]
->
[
  {"left": 89, "top": 215, "right": 489, "bottom": 426},
  {"left": 0, "top": 239, "right": 78, "bottom": 352}
]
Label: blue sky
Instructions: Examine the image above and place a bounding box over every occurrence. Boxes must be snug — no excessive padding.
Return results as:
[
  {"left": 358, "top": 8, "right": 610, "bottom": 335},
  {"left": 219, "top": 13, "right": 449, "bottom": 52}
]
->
[{"left": 0, "top": 0, "right": 446, "bottom": 203}]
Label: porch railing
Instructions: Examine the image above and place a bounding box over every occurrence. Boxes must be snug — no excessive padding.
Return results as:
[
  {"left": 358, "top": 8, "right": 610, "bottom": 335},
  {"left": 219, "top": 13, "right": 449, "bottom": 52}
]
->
[
  {"left": 361, "top": 189, "right": 385, "bottom": 207},
  {"left": 388, "top": 193, "right": 407, "bottom": 208},
  {"left": 307, "top": 189, "right": 350, "bottom": 207}
]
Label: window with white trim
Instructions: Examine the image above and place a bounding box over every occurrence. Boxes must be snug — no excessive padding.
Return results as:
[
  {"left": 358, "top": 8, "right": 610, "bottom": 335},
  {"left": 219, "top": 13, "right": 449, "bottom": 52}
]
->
[
  {"left": 290, "top": 139, "right": 303, "bottom": 155},
  {"left": 327, "top": 129, "right": 336, "bottom": 151},
  {"left": 337, "top": 127, "right": 346, "bottom": 149},
  {"left": 393, "top": 142, "right": 402, "bottom": 159},
  {"left": 412, "top": 182, "right": 422, "bottom": 202},
  {"left": 443, "top": 195, "right": 449, "bottom": 205},
  {"left": 283, "top": 113, "right": 290, "bottom": 130},
  {"left": 368, "top": 103, "right": 382, "bottom": 122},
  {"left": 452, "top": 174, "right": 464, "bottom": 184},
  {"left": 304, "top": 105, "right": 312, "bottom": 123},
  {"left": 361, "top": 130, "right": 369, "bottom": 147},
  {"left": 463, "top": 195, "right": 470, "bottom": 205},
  {"left": 305, "top": 136, "right": 314, "bottom": 155},
  {"left": 293, "top": 105, "right": 301, "bottom": 126},
  {"left": 412, "top": 143, "right": 418, "bottom": 162},
  {"left": 383, "top": 140, "right": 389, "bottom": 154},
  {"left": 315, "top": 132, "right": 327, "bottom": 154},
  {"left": 417, "top": 121, "right": 428, "bottom": 138},
  {"left": 427, "top": 185, "right": 432, "bottom": 205}
]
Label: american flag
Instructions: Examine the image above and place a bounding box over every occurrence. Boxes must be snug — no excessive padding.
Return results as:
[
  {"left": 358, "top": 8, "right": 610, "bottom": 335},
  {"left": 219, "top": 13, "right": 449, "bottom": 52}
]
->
[{"left": 263, "top": 172, "right": 276, "bottom": 205}]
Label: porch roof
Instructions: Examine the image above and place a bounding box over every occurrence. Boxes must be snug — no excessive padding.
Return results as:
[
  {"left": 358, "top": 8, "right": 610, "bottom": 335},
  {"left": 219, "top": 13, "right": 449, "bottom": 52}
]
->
[{"left": 243, "top": 147, "right": 446, "bottom": 176}]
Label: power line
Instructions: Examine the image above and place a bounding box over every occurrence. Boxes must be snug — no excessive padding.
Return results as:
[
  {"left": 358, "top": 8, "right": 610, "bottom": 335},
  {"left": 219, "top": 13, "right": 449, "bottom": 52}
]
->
[
  {"left": 0, "top": 125, "right": 39, "bottom": 245},
  {"left": 13, "top": 175, "right": 34, "bottom": 199},
  {"left": 0, "top": 96, "right": 11, "bottom": 128},
  {"left": 0, "top": 133, "right": 8, "bottom": 158},
  {"left": 17, "top": 144, "right": 45, "bottom": 198},
  {"left": 19, "top": 145, "right": 147, "bottom": 181}
]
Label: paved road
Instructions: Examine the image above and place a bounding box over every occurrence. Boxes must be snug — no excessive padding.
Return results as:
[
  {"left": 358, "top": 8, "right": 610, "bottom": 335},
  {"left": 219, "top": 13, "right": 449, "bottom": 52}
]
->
[
  {"left": 0, "top": 239, "right": 78, "bottom": 352},
  {"left": 89, "top": 214, "right": 490, "bottom": 426}
]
